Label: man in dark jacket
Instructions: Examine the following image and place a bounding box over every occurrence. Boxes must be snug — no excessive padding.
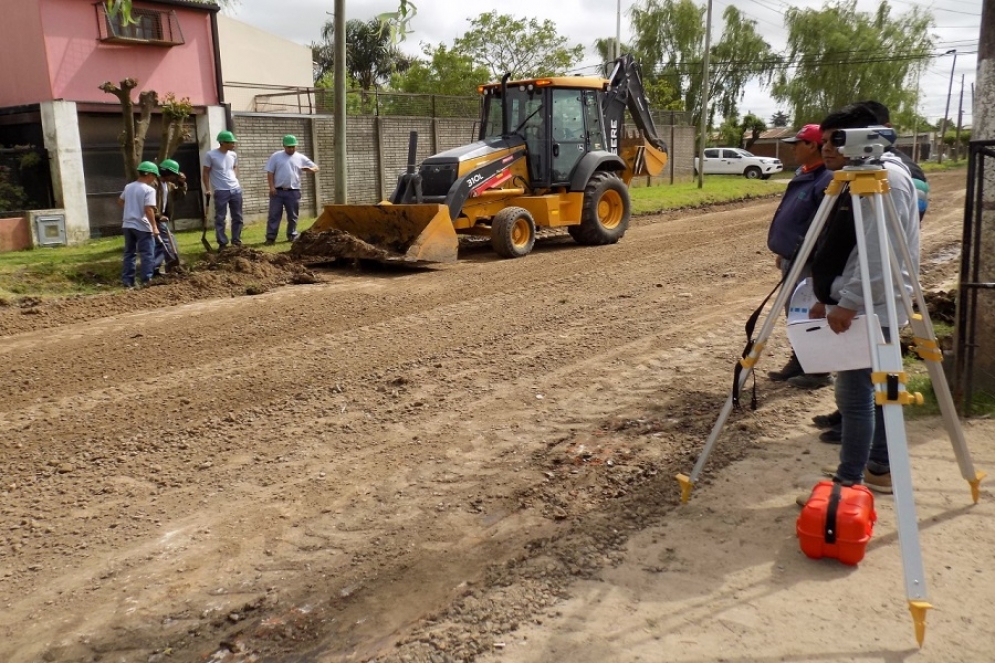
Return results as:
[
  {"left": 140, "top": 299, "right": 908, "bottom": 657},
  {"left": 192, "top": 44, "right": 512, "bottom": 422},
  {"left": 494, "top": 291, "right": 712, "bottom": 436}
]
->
[{"left": 766, "top": 124, "right": 835, "bottom": 388}]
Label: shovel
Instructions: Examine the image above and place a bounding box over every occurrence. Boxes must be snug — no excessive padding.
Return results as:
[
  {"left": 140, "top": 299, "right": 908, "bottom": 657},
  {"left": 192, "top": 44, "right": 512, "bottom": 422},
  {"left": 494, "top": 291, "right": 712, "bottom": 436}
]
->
[{"left": 201, "top": 192, "right": 214, "bottom": 253}]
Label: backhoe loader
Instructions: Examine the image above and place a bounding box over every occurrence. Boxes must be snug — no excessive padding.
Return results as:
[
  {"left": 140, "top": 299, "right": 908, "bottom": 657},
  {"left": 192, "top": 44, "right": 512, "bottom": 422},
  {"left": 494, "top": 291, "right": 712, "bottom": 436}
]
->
[{"left": 294, "top": 54, "right": 669, "bottom": 265}]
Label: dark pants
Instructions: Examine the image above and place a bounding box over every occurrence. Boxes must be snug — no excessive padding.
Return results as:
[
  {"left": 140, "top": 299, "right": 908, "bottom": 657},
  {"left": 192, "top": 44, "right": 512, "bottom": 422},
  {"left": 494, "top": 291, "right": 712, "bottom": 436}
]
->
[
  {"left": 266, "top": 188, "right": 302, "bottom": 241},
  {"left": 835, "top": 327, "right": 892, "bottom": 483},
  {"left": 122, "top": 228, "right": 155, "bottom": 286},
  {"left": 213, "top": 188, "right": 244, "bottom": 246}
]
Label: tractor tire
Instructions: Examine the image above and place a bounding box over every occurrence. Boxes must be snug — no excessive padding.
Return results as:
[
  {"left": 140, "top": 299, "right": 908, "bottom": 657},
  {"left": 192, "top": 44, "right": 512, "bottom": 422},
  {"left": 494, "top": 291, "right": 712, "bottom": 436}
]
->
[
  {"left": 491, "top": 206, "right": 536, "bottom": 258},
  {"left": 744, "top": 166, "right": 762, "bottom": 180},
  {"left": 568, "top": 171, "right": 631, "bottom": 246}
]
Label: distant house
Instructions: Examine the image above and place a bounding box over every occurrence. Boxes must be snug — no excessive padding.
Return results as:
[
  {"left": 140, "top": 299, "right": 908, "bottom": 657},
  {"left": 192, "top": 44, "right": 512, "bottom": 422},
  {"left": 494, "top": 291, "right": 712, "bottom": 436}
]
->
[{"left": 0, "top": 0, "right": 312, "bottom": 245}]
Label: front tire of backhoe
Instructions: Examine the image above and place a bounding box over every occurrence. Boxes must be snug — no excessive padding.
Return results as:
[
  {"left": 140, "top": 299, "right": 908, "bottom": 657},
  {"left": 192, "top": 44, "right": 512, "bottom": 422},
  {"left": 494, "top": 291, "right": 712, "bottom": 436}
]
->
[
  {"left": 569, "top": 171, "right": 631, "bottom": 245},
  {"left": 491, "top": 206, "right": 536, "bottom": 258}
]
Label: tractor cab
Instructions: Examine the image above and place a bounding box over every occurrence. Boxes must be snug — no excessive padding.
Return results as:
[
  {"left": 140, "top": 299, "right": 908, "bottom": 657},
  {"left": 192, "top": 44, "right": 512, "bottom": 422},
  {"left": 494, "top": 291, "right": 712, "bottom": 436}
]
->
[{"left": 479, "top": 79, "right": 609, "bottom": 188}]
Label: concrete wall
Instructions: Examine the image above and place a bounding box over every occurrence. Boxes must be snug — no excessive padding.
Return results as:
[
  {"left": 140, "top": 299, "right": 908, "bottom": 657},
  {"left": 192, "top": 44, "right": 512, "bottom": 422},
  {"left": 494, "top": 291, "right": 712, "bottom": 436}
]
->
[
  {"left": 230, "top": 113, "right": 698, "bottom": 220},
  {"left": 217, "top": 15, "right": 314, "bottom": 112}
]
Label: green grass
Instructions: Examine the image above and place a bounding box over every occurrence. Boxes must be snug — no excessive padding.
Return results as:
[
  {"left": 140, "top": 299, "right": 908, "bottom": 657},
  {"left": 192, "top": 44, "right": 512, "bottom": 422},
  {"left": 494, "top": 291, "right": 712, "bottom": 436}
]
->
[
  {"left": 629, "top": 176, "right": 787, "bottom": 215},
  {"left": 920, "top": 158, "right": 967, "bottom": 174},
  {"left": 0, "top": 217, "right": 316, "bottom": 300}
]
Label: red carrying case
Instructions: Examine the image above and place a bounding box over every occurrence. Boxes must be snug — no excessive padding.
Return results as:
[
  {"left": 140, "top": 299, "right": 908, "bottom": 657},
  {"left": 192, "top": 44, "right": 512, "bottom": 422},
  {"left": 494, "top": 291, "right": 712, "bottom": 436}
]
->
[{"left": 797, "top": 480, "right": 876, "bottom": 566}]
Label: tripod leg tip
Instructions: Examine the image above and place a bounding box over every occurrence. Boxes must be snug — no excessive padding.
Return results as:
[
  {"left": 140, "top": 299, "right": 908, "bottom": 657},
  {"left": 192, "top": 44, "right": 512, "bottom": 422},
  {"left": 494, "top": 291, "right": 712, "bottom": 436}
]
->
[
  {"left": 676, "top": 473, "right": 693, "bottom": 504},
  {"left": 969, "top": 470, "right": 987, "bottom": 504},
  {"left": 909, "top": 600, "right": 932, "bottom": 647}
]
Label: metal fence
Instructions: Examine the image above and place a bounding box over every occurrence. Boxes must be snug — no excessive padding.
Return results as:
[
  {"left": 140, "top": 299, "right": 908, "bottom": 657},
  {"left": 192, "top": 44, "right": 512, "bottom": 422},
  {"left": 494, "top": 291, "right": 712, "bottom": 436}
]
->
[
  {"left": 251, "top": 87, "right": 690, "bottom": 127},
  {"left": 953, "top": 139, "right": 995, "bottom": 413},
  {"left": 0, "top": 146, "right": 54, "bottom": 217}
]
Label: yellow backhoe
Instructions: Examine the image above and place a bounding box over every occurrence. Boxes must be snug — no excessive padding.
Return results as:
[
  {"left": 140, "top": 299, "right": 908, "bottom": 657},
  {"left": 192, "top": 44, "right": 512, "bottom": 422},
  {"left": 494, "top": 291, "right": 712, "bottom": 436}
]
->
[{"left": 295, "top": 54, "right": 669, "bottom": 265}]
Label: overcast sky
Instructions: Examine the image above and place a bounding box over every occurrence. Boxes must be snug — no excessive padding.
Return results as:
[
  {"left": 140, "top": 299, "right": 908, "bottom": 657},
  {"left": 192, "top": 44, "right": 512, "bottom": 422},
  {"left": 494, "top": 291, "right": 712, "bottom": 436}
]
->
[{"left": 230, "top": 0, "right": 982, "bottom": 126}]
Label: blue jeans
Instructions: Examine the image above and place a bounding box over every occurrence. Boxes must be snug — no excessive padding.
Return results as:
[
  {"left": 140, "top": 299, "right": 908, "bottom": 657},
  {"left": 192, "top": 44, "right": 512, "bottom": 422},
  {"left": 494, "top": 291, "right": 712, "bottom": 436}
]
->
[
  {"left": 122, "top": 228, "right": 155, "bottom": 286},
  {"left": 213, "top": 188, "right": 244, "bottom": 246},
  {"left": 834, "top": 327, "right": 892, "bottom": 483},
  {"left": 266, "top": 189, "right": 302, "bottom": 241}
]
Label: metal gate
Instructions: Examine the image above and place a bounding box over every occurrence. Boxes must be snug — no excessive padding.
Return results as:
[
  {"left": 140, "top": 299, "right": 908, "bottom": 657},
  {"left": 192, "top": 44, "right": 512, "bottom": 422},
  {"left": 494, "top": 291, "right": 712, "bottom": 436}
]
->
[
  {"left": 953, "top": 139, "right": 995, "bottom": 414},
  {"left": 82, "top": 142, "right": 203, "bottom": 237}
]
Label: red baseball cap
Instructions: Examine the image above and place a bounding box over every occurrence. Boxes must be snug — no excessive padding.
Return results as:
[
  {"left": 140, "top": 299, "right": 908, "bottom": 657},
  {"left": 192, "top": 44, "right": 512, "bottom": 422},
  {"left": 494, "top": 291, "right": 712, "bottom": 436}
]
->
[{"left": 782, "top": 124, "right": 823, "bottom": 145}]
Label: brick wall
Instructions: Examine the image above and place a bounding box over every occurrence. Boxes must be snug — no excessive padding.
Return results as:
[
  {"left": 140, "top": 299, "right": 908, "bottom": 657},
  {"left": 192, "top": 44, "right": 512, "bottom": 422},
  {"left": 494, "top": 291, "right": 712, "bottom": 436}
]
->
[{"left": 231, "top": 112, "right": 696, "bottom": 221}]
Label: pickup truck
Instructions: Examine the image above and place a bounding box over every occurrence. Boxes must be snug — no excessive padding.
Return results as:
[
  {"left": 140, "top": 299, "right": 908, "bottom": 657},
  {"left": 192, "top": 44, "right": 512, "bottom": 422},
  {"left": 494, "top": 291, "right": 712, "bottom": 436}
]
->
[{"left": 693, "top": 147, "right": 783, "bottom": 179}]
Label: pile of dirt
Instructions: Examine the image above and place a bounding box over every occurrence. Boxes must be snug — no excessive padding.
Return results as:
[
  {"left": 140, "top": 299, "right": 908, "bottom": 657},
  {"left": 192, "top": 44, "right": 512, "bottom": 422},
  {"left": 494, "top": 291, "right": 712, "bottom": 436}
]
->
[
  {"left": 0, "top": 245, "right": 322, "bottom": 337},
  {"left": 289, "top": 228, "right": 404, "bottom": 263}
]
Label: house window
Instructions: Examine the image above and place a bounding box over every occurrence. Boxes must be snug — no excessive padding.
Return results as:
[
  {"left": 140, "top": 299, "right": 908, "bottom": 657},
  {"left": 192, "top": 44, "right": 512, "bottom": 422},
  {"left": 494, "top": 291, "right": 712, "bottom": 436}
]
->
[{"left": 95, "top": 3, "right": 185, "bottom": 46}]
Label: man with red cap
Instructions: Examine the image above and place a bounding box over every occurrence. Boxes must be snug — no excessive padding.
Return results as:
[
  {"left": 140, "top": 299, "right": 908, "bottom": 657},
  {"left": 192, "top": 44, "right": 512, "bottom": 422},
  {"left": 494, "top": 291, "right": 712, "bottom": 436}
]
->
[{"left": 766, "top": 124, "right": 835, "bottom": 389}]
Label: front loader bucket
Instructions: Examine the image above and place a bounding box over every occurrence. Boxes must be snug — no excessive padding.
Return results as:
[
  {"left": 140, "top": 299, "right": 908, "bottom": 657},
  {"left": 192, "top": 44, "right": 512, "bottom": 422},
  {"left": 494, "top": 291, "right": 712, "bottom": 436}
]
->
[{"left": 295, "top": 203, "right": 459, "bottom": 265}]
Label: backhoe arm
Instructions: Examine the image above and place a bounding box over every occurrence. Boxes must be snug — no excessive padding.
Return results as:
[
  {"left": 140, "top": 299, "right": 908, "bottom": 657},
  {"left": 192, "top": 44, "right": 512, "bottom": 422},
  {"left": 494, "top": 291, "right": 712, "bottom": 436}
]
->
[{"left": 603, "top": 54, "right": 669, "bottom": 178}]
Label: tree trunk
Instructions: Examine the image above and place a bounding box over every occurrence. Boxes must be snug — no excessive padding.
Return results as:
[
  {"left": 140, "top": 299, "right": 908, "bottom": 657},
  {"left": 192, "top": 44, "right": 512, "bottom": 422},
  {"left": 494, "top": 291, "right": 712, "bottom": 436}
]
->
[{"left": 99, "top": 78, "right": 139, "bottom": 180}]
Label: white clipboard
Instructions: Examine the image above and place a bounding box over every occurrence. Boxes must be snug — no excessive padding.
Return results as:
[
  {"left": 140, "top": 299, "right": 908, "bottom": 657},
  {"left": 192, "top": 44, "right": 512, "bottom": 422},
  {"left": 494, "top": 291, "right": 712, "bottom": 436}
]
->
[{"left": 787, "top": 314, "right": 878, "bottom": 373}]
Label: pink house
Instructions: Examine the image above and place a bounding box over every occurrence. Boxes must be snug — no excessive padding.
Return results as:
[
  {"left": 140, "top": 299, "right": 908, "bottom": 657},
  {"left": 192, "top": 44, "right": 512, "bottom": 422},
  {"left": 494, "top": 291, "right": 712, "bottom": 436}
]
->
[{"left": 0, "top": 0, "right": 228, "bottom": 243}]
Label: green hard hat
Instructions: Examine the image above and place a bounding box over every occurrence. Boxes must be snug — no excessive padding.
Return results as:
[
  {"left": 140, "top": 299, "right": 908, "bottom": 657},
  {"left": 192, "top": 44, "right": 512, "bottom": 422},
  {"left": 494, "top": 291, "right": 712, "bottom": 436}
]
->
[
  {"left": 217, "top": 130, "right": 238, "bottom": 143},
  {"left": 282, "top": 134, "right": 298, "bottom": 147},
  {"left": 137, "top": 161, "right": 160, "bottom": 176},
  {"left": 159, "top": 159, "right": 180, "bottom": 175}
]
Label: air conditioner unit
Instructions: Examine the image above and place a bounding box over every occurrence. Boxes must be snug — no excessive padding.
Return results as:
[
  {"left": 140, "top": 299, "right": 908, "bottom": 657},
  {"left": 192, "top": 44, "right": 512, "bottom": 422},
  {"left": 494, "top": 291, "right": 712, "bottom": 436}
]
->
[{"left": 29, "top": 209, "right": 67, "bottom": 247}]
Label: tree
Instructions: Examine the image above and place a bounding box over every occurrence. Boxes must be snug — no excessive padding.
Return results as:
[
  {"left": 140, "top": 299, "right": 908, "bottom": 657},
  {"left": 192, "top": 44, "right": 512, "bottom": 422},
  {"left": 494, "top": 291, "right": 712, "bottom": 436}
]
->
[
  {"left": 771, "top": 0, "right": 933, "bottom": 127},
  {"left": 740, "top": 113, "right": 766, "bottom": 149},
  {"left": 770, "top": 111, "right": 790, "bottom": 127},
  {"left": 391, "top": 44, "right": 492, "bottom": 95},
  {"left": 312, "top": 18, "right": 412, "bottom": 90},
  {"left": 715, "top": 112, "right": 767, "bottom": 148},
  {"left": 99, "top": 80, "right": 192, "bottom": 180},
  {"left": 629, "top": 0, "right": 776, "bottom": 145},
  {"left": 451, "top": 12, "right": 584, "bottom": 79}
]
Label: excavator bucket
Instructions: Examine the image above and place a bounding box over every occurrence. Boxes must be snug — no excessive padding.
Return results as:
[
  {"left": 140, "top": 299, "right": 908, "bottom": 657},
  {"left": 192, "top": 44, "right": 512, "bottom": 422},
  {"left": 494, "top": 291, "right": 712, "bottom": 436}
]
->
[
  {"left": 294, "top": 203, "right": 459, "bottom": 265},
  {"left": 641, "top": 140, "right": 668, "bottom": 177}
]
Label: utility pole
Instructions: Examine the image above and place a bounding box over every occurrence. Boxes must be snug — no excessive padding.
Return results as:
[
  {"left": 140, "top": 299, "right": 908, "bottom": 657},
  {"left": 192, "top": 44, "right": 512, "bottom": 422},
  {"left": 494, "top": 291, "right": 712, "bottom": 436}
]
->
[
  {"left": 697, "top": 0, "right": 713, "bottom": 189},
  {"left": 955, "top": 74, "right": 965, "bottom": 161},
  {"left": 938, "top": 49, "right": 957, "bottom": 164},
  {"left": 333, "top": 0, "right": 347, "bottom": 203},
  {"left": 615, "top": 0, "right": 621, "bottom": 60}
]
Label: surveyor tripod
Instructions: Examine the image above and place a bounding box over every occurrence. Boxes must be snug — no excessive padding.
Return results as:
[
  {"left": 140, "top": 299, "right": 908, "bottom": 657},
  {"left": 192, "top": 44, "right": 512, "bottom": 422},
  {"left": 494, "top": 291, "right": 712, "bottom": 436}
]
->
[{"left": 676, "top": 161, "right": 985, "bottom": 646}]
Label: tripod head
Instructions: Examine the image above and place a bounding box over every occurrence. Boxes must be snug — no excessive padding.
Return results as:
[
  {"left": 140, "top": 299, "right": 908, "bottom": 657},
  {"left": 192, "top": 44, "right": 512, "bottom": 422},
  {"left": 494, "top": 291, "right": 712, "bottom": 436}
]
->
[{"left": 830, "top": 126, "right": 897, "bottom": 169}]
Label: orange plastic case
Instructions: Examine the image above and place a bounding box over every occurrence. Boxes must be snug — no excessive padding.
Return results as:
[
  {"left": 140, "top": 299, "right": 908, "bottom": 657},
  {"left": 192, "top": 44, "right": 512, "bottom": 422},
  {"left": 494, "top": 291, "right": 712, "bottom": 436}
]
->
[{"left": 797, "top": 480, "right": 876, "bottom": 566}]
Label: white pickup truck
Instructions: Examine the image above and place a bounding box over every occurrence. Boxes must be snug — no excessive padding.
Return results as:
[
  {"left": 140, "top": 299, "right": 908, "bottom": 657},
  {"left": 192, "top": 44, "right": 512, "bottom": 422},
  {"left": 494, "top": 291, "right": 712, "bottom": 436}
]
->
[{"left": 693, "top": 147, "right": 783, "bottom": 180}]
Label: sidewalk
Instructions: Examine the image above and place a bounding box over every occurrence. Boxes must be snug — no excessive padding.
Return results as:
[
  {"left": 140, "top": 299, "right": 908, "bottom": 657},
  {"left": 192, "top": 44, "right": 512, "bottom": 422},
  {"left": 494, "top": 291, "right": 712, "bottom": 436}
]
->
[{"left": 480, "top": 416, "right": 995, "bottom": 663}]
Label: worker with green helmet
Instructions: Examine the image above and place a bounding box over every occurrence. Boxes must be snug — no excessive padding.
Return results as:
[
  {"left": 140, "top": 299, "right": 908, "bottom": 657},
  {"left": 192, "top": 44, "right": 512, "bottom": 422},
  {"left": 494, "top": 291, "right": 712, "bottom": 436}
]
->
[
  {"left": 151, "top": 158, "right": 187, "bottom": 274},
  {"left": 201, "top": 129, "right": 243, "bottom": 248},
  {"left": 264, "top": 134, "right": 319, "bottom": 244},
  {"left": 118, "top": 161, "right": 161, "bottom": 287}
]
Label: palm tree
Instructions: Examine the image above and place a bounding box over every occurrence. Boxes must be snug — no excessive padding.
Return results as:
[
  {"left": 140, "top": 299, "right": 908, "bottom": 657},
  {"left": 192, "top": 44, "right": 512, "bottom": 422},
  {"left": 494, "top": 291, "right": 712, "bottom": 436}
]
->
[{"left": 313, "top": 18, "right": 411, "bottom": 91}]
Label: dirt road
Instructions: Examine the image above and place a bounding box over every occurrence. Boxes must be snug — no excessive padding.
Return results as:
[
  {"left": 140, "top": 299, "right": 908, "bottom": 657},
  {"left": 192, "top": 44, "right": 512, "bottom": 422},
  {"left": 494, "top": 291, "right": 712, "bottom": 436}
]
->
[{"left": 2, "top": 170, "right": 992, "bottom": 662}]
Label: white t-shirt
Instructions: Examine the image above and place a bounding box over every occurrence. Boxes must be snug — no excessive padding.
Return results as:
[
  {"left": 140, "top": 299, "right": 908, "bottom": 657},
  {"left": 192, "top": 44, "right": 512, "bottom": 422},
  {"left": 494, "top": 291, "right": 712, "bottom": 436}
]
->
[
  {"left": 265, "top": 150, "right": 316, "bottom": 189},
  {"left": 120, "top": 180, "right": 157, "bottom": 232},
  {"left": 202, "top": 149, "right": 241, "bottom": 191}
]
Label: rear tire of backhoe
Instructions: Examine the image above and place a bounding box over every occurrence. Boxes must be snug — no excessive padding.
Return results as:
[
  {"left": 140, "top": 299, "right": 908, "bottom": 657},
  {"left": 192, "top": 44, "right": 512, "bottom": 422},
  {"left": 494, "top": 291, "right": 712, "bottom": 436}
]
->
[
  {"left": 491, "top": 207, "right": 536, "bottom": 258},
  {"left": 568, "top": 171, "right": 631, "bottom": 245}
]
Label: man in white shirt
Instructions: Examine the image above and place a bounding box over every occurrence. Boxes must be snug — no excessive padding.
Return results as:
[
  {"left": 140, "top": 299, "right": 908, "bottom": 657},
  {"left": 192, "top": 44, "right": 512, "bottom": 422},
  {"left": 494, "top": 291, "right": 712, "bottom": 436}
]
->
[
  {"left": 264, "top": 134, "right": 319, "bottom": 245},
  {"left": 201, "top": 130, "right": 243, "bottom": 248},
  {"left": 118, "top": 161, "right": 160, "bottom": 287}
]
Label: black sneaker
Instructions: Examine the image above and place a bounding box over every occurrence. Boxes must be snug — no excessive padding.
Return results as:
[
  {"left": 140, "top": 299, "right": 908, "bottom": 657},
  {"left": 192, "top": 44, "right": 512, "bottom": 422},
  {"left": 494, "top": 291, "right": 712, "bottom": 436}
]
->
[
  {"left": 787, "top": 373, "right": 833, "bottom": 390},
  {"left": 264, "top": 239, "right": 276, "bottom": 246},
  {"left": 812, "top": 410, "right": 842, "bottom": 429},
  {"left": 819, "top": 424, "right": 842, "bottom": 444},
  {"left": 768, "top": 354, "right": 803, "bottom": 381}
]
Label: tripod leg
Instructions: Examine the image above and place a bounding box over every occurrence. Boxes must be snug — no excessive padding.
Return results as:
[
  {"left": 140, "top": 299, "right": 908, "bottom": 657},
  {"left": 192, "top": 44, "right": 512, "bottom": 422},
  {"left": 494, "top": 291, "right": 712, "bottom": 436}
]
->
[
  {"left": 852, "top": 186, "right": 932, "bottom": 645},
  {"left": 880, "top": 192, "right": 986, "bottom": 502},
  {"left": 676, "top": 188, "right": 843, "bottom": 502}
]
